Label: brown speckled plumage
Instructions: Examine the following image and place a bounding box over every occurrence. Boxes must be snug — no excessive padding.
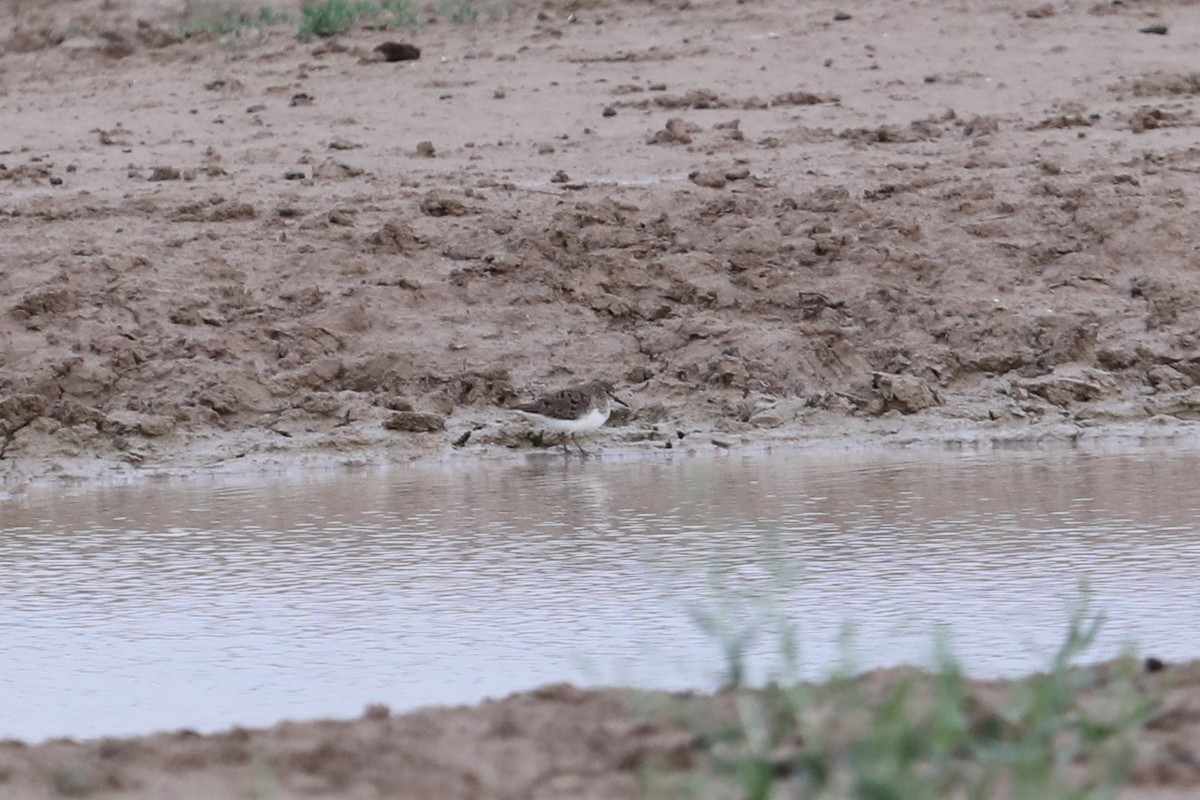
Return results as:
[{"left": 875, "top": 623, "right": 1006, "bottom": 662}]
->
[
  {"left": 512, "top": 381, "right": 625, "bottom": 454},
  {"left": 514, "top": 381, "right": 611, "bottom": 420}
]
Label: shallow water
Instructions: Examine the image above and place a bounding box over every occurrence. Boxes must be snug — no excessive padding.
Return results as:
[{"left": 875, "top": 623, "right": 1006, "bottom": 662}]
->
[{"left": 3, "top": 443, "right": 1200, "bottom": 741}]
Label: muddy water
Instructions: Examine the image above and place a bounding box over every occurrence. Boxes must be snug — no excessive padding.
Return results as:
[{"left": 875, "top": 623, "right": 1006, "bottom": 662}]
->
[{"left": 3, "top": 444, "right": 1200, "bottom": 741}]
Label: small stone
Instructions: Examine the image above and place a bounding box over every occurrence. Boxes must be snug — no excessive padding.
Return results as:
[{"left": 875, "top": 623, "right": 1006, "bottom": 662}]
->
[
  {"left": 648, "top": 117, "right": 700, "bottom": 145},
  {"left": 1014, "top": 370, "right": 1105, "bottom": 406},
  {"left": 209, "top": 202, "right": 256, "bottom": 221},
  {"left": 99, "top": 30, "right": 135, "bottom": 59},
  {"left": 374, "top": 41, "right": 421, "bottom": 61},
  {"left": 149, "top": 166, "right": 181, "bottom": 181},
  {"left": 689, "top": 170, "right": 727, "bottom": 189},
  {"left": 49, "top": 176, "right": 63, "bottom": 186},
  {"left": 48, "top": 400, "right": 104, "bottom": 428},
  {"left": 284, "top": 170, "right": 307, "bottom": 180},
  {"left": 749, "top": 410, "right": 783, "bottom": 428},
  {"left": 383, "top": 411, "right": 446, "bottom": 432},
  {"left": 416, "top": 140, "right": 436, "bottom": 158},
  {"left": 138, "top": 414, "right": 175, "bottom": 437},
  {"left": 1139, "top": 24, "right": 1168, "bottom": 35},
  {"left": 363, "top": 703, "right": 391, "bottom": 720},
  {"left": 602, "top": 105, "right": 616, "bottom": 117},
  {"left": 872, "top": 372, "right": 941, "bottom": 414},
  {"left": 1147, "top": 365, "right": 1192, "bottom": 391},
  {"left": 368, "top": 219, "right": 419, "bottom": 253},
  {"left": 420, "top": 191, "right": 467, "bottom": 216},
  {"left": 833, "top": 10, "right": 851, "bottom": 20}
]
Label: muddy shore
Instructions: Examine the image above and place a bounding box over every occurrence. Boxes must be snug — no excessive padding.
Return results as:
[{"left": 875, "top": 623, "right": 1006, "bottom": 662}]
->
[
  {"left": 4, "top": 0, "right": 1200, "bottom": 485},
  {"left": 3, "top": 660, "right": 1200, "bottom": 800},
  {"left": 4, "top": 0, "right": 1200, "bottom": 796}
]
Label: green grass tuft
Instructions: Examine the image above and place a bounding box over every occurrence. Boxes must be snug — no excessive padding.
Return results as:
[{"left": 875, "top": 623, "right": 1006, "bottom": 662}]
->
[
  {"left": 180, "top": 2, "right": 292, "bottom": 37},
  {"left": 183, "top": 0, "right": 500, "bottom": 44},
  {"left": 379, "top": 0, "right": 422, "bottom": 28},
  {"left": 297, "top": 0, "right": 379, "bottom": 40},
  {"left": 256, "top": 5, "right": 290, "bottom": 26},
  {"left": 436, "top": 0, "right": 479, "bottom": 24},
  {"left": 648, "top": 587, "right": 1159, "bottom": 800},
  {"left": 297, "top": 0, "right": 433, "bottom": 39}
]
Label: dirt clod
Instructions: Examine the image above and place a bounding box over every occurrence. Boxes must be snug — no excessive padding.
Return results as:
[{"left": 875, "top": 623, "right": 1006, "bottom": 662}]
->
[
  {"left": 653, "top": 117, "right": 698, "bottom": 144},
  {"left": 148, "top": 166, "right": 181, "bottom": 181},
  {"left": 419, "top": 191, "right": 467, "bottom": 216},
  {"left": 688, "top": 170, "right": 726, "bottom": 188},
  {"left": 374, "top": 41, "right": 420, "bottom": 61},
  {"left": 383, "top": 411, "right": 446, "bottom": 433}
]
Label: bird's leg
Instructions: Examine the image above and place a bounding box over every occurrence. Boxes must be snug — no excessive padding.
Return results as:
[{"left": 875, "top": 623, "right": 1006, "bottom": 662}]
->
[
  {"left": 558, "top": 433, "right": 571, "bottom": 453},
  {"left": 571, "top": 434, "right": 588, "bottom": 456}
]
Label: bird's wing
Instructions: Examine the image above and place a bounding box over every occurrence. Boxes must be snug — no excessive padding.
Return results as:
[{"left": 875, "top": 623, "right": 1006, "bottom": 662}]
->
[{"left": 515, "top": 388, "right": 587, "bottom": 420}]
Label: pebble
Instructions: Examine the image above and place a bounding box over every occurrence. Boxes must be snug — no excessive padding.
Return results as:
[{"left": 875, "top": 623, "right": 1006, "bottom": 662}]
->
[{"left": 374, "top": 42, "right": 421, "bottom": 62}]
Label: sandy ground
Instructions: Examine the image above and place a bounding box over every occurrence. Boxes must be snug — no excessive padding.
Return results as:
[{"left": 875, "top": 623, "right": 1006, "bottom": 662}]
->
[
  {"left": 5, "top": 0, "right": 1200, "bottom": 795},
  {"left": 5, "top": 0, "right": 1200, "bottom": 484},
  {"left": 4, "top": 661, "right": 1200, "bottom": 799}
]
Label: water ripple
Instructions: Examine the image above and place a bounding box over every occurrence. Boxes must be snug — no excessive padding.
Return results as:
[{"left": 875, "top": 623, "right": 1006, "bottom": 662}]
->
[{"left": 2, "top": 444, "right": 1199, "bottom": 740}]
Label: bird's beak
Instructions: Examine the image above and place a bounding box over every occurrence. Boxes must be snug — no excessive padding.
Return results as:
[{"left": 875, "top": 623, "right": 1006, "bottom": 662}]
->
[{"left": 609, "top": 391, "right": 629, "bottom": 408}]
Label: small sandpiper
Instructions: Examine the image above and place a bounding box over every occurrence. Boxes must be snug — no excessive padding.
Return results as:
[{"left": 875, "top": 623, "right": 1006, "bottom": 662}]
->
[{"left": 513, "top": 380, "right": 627, "bottom": 454}]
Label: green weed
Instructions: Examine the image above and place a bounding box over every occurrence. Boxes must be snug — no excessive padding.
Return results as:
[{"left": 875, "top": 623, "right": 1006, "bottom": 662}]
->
[
  {"left": 183, "top": 0, "right": 494, "bottom": 43},
  {"left": 436, "top": 0, "right": 479, "bottom": 24},
  {"left": 256, "top": 5, "right": 290, "bottom": 26},
  {"left": 652, "top": 588, "right": 1159, "bottom": 800},
  {"left": 297, "top": 0, "right": 427, "bottom": 39},
  {"left": 297, "top": 0, "right": 378, "bottom": 39},
  {"left": 379, "top": 0, "right": 422, "bottom": 28},
  {"left": 180, "top": 2, "right": 291, "bottom": 37}
]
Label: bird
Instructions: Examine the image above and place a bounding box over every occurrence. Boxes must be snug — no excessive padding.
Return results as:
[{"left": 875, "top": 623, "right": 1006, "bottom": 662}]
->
[{"left": 513, "top": 380, "right": 627, "bottom": 454}]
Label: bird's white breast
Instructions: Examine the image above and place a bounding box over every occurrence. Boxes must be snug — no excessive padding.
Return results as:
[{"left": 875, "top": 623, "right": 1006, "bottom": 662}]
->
[{"left": 535, "top": 407, "right": 609, "bottom": 434}]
